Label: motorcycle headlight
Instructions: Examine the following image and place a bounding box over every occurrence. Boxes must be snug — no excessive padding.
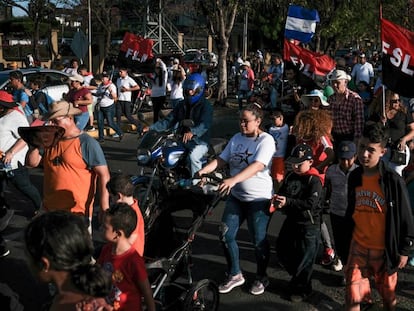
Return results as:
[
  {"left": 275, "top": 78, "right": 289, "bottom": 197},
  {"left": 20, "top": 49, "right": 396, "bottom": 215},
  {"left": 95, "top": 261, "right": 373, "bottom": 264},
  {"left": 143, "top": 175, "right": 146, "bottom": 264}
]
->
[{"left": 136, "top": 148, "right": 151, "bottom": 165}]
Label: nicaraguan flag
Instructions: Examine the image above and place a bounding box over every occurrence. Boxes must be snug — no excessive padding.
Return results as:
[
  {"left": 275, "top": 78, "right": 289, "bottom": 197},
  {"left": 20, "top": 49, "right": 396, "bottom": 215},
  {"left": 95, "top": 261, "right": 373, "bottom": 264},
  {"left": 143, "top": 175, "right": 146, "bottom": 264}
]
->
[{"left": 285, "top": 5, "right": 320, "bottom": 43}]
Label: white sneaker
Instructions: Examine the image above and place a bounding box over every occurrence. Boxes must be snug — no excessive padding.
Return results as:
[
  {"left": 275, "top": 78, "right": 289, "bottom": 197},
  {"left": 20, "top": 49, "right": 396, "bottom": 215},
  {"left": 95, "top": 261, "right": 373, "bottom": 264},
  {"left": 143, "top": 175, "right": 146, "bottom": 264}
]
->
[{"left": 218, "top": 273, "right": 245, "bottom": 294}]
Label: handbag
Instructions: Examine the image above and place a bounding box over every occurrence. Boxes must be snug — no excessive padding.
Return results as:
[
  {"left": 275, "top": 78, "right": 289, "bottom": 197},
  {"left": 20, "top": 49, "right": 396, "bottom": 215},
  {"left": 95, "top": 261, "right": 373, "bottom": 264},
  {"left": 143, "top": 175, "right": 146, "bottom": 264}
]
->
[{"left": 389, "top": 147, "right": 407, "bottom": 165}]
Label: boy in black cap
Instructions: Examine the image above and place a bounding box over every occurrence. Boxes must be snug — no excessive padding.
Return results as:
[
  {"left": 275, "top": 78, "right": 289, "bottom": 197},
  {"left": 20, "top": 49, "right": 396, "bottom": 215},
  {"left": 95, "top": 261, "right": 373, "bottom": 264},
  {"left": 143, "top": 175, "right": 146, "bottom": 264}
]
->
[{"left": 273, "top": 143, "right": 323, "bottom": 302}]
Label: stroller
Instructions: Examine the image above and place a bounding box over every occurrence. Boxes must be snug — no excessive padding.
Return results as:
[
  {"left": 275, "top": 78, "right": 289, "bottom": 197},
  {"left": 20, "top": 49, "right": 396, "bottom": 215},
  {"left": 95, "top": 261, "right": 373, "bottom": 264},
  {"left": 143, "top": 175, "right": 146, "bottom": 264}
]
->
[{"left": 143, "top": 174, "right": 224, "bottom": 311}]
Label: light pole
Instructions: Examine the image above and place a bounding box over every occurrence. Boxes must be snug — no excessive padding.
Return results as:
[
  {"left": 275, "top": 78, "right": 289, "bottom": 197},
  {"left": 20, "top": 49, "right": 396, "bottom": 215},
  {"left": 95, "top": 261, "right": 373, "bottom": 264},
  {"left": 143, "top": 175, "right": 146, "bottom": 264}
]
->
[{"left": 88, "top": 0, "right": 92, "bottom": 71}]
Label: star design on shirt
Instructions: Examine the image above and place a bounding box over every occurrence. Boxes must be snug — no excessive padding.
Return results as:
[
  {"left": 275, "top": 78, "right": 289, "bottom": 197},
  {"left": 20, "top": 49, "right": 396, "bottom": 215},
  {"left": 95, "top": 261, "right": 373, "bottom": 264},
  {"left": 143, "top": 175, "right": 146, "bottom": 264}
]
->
[{"left": 238, "top": 148, "right": 253, "bottom": 165}]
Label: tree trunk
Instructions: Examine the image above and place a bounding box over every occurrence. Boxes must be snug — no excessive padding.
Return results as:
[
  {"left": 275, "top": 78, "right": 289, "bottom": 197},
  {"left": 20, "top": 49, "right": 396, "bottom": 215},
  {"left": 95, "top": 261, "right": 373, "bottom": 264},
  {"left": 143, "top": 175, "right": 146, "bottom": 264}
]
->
[
  {"left": 33, "top": 20, "right": 41, "bottom": 62},
  {"left": 217, "top": 40, "right": 228, "bottom": 106}
]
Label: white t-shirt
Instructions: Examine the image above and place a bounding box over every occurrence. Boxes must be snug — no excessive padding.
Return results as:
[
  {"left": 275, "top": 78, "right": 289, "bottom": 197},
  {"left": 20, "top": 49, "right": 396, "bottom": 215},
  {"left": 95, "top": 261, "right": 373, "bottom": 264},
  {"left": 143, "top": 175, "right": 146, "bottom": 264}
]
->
[
  {"left": 116, "top": 75, "right": 138, "bottom": 102},
  {"left": 0, "top": 110, "right": 29, "bottom": 169},
  {"left": 97, "top": 82, "right": 117, "bottom": 108},
  {"left": 170, "top": 80, "right": 184, "bottom": 100},
  {"left": 219, "top": 132, "right": 275, "bottom": 201},
  {"left": 351, "top": 62, "right": 374, "bottom": 84},
  {"left": 268, "top": 124, "right": 289, "bottom": 158}
]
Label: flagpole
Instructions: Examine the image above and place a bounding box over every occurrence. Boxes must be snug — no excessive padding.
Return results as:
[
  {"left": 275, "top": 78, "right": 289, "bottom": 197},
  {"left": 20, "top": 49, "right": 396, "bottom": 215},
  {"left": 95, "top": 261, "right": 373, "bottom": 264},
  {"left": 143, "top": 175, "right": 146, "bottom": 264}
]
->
[{"left": 379, "top": 0, "right": 385, "bottom": 122}]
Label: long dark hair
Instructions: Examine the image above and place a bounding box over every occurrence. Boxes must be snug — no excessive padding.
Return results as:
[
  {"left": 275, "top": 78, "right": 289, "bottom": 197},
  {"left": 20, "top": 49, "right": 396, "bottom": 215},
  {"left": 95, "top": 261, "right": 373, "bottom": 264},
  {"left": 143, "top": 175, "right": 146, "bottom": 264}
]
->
[{"left": 25, "top": 211, "right": 111, "bottom": 297}]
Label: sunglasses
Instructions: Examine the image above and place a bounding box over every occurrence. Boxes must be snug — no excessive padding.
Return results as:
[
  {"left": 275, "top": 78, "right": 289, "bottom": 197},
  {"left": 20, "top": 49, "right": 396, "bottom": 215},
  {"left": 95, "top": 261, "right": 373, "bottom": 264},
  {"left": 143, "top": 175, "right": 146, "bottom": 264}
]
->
[{"left": 390, "top": 99, "right": 401, "bottom": 104}]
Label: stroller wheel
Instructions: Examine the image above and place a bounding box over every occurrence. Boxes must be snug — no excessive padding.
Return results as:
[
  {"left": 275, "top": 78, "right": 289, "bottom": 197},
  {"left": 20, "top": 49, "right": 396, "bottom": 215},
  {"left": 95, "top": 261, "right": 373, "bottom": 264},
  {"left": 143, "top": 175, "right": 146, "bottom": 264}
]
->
[{"left": 182, "top": 279, "right": 219, "bottom": 311}]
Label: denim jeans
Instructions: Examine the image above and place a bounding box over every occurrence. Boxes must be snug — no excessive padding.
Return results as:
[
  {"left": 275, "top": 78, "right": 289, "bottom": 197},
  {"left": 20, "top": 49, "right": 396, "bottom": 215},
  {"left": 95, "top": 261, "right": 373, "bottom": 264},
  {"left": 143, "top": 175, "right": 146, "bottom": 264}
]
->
[
  {"left": 74, "top": 111, "right": 90, "bottom": 130},
  {"left": 0, "top": 167, "right": 42, "bottom": 210},
  {"left": 220, "top": 195, "right": 271, "bottom": 278},
  {"left": 97, "top": 104, "right": 123, "bottom": 139},
  {"left": 185, "top": 141, "right": 208, "bottom": 176},
  {"left": 237, "top": 90, "right": 252, "bottom": 111}
]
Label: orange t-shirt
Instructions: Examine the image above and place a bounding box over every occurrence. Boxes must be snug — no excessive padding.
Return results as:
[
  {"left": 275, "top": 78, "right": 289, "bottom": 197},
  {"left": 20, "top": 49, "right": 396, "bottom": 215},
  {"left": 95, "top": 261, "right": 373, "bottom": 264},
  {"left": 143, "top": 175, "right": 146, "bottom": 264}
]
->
[
  {"left": 131, "top": 199, "right": 145, "bottom": 256},
  {"left": 43, "top": 137, "right": 95, "bottom": 216},
  {"left": 352, "top": 173, "right": 387, "bottom": 250}
]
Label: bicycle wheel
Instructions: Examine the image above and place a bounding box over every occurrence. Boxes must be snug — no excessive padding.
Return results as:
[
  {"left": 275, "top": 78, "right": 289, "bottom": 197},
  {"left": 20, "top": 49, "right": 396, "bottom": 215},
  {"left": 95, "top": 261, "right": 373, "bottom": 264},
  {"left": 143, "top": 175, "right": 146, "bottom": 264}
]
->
[
  {"left": 182, "top": 279, "right": 219, "bottom": 311},
  {"left": 133, "top": 183, "right": 158, "bottom": 230}
]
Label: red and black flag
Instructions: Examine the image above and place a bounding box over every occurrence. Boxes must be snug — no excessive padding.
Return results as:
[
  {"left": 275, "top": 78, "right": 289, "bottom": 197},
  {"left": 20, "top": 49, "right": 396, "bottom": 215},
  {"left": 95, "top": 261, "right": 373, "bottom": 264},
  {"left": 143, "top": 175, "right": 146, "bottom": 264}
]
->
[
  {"left": 283, "top": 39, "right": 335, "bottom": 76},
  {"left": 117, "top": 32, "right": 154, "bottom": 72},
  {"left": 381, "top": 18, "right": 414, "bottom": 97}
]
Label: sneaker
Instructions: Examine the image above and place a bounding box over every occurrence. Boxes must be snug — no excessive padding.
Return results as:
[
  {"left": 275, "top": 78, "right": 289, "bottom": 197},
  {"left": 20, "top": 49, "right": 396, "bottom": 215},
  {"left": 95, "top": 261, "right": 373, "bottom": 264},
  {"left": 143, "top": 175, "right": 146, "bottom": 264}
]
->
[
  {"left": 112, "top": 134, "right": 120, "bottom": 139},
  {"left": 332, "top": 257, "right": 343, "bottom": 272},
  {"left": 0, "top": 209, "right": 14, "bottom": 232},
  {"left": 86, "top": 126, "right": 96, "bottom": 132},
  {"left": 218, "top": 273, "right": 245, "bottom": 294},
  {"left": 321, "top": 247, "right": 335, "bottom": 266},
  {"left": 0, "top": 241, "right": 10, "bottom": 258},
  {"left": 249, "top": 279, "right": 269, "bottom": 295},
  {"left": 290, "top": 293, "right": 308, "bottom": 303},
  {"left": 98, "top": 138, "right": 105, "bottom": 144}
]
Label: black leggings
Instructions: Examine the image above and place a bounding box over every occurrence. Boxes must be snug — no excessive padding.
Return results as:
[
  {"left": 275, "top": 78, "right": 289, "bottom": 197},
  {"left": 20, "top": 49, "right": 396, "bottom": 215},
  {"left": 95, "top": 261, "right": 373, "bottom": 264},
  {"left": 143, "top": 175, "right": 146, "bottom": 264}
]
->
[{"left": 151, "top": 96, "right": 166, "bottom": 122}]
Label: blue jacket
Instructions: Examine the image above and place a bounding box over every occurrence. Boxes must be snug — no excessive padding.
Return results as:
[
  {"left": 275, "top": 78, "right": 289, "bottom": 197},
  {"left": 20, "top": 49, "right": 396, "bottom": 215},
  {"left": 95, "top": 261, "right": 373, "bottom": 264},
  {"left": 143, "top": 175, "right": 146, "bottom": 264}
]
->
[{"left": 150, "top": 97, "right": 213, "bottom": 146}]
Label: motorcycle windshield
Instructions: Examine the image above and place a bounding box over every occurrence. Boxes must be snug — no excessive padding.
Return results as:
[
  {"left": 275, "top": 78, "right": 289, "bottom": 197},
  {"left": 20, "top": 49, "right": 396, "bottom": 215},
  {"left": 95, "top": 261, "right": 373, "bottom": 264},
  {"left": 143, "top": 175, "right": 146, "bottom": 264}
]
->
[{"left": 139, "top": 130, "right": 167, "bottom": 150}]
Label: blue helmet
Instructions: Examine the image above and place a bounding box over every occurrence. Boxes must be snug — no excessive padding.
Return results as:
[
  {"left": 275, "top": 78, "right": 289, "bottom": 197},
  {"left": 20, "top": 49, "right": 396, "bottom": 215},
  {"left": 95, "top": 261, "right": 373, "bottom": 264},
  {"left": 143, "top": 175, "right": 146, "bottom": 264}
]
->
[{"left": 183, "top": 73, "right": 206, "bottom": 104}]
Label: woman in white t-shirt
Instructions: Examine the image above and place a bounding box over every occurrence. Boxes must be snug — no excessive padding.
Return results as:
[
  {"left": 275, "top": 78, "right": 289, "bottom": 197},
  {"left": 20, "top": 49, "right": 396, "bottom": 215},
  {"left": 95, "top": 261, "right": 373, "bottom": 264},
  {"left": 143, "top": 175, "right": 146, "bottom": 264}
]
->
[
  {"left": 197, "top": 103, "right": 275, "bottom": 296},
  {"left": 96, "top": 73, "right": 123, "bottom": 143}
]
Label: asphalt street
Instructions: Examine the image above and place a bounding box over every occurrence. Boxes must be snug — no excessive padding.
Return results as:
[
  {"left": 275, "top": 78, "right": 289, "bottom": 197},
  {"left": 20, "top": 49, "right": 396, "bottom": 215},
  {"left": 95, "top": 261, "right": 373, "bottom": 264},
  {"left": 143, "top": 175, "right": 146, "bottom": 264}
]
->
[{"left": 1, "top": 103, "right": 414, "bottom": 311}]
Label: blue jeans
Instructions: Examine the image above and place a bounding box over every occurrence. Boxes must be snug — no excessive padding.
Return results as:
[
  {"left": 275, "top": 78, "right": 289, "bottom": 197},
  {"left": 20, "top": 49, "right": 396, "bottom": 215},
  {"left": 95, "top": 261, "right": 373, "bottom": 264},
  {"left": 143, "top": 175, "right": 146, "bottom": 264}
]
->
[
  {"left": 220, "top": 195, "right": 271, "bottom": 278},
  {"left": 185, "top": 141, "right": 208, "bottom": 176},
  {"left": 237, "top": 90, "right": 252, "bottom": 111},
  {"left": 74, "top": 111, "right": 90, "bottom": 130},
  {"left": 97, "top": 104, "right": 123, "bottom": 139}
]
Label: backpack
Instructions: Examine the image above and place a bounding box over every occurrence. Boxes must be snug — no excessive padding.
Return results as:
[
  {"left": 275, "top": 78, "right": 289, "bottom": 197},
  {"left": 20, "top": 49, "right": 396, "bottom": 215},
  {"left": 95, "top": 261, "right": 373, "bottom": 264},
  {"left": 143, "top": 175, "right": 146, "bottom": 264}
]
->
[{"left": 35, "top": 91, "right": 54, "bottom": 115}]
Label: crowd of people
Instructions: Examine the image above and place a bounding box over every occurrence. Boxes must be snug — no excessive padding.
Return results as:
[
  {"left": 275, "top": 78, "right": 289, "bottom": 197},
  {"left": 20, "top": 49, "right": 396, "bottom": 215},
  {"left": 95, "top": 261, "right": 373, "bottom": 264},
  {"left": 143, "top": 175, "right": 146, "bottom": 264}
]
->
[{"left": 1, "top": 49, "right": 414, "bottom": 311}]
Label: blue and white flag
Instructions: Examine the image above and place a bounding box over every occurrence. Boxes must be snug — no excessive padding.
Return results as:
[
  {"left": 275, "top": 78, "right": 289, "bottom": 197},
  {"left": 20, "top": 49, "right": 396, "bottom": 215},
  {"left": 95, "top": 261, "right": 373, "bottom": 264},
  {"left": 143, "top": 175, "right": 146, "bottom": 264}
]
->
[{"left": 285, "top": 5, "right": 320, "bottom": 44}]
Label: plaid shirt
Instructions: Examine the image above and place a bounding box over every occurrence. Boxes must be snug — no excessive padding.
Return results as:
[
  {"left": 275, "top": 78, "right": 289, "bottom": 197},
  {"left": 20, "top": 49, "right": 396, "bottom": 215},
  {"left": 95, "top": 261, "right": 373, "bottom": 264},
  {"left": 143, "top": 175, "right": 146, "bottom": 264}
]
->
[{"left": 328, "top": 88, "right": 364, "bottom": 141}]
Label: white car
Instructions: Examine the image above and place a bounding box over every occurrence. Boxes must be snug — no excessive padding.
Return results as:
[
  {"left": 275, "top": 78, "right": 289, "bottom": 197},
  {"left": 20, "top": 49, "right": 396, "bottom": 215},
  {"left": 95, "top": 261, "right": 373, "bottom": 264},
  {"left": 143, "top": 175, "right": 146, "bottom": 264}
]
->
[{"left": 0, "top": 68, "right": 70, "bottom": 101}]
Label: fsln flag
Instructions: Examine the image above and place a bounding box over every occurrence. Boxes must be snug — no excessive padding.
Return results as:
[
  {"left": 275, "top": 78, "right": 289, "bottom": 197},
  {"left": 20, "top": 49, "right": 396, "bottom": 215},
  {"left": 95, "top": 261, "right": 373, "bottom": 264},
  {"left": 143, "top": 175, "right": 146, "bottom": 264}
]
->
[
  {"left": 285, "top": 5, "right": 320, "bottom": 44},
  {"left": 381, "top": 18, "right": 414, "bottom": 97},
  {"left": 283, "top": 39, "right": 335, "bottom": 76},
  {"left": 118, "top": 32, "right": 154, "bottom": 72}
]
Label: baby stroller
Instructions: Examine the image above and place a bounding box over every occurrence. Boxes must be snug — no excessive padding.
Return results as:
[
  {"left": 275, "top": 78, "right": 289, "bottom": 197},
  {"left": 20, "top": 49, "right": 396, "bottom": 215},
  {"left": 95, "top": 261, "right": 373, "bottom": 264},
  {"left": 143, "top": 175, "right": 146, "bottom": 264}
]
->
[{"left": 144, "top": 174, "right": 223, "bottom": 311}]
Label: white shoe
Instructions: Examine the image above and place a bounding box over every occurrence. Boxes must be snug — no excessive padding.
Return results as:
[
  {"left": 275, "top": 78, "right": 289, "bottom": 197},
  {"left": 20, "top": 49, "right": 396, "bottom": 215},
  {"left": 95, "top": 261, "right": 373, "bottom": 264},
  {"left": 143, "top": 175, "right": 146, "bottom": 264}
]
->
[{"left": 218, "top": 273, "right": 245, "bottom": 294}]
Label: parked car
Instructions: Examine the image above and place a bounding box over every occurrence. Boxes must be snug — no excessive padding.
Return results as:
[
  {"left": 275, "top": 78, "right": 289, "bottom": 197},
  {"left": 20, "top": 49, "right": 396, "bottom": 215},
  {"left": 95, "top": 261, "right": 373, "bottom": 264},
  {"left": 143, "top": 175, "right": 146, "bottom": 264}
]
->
[
  {"left": 0, "top": 68, "right": 70, "bottom": 101},
  {"left": 183, "top": 49, "right": 217, "bottom": 73}
]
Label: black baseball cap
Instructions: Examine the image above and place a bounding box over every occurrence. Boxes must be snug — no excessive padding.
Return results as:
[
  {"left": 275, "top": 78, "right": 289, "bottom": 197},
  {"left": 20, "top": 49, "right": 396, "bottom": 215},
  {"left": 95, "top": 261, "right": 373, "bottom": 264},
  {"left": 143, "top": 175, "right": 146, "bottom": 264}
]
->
[{"left": 287, "top": 143, "right": 313, "bottom": 164}]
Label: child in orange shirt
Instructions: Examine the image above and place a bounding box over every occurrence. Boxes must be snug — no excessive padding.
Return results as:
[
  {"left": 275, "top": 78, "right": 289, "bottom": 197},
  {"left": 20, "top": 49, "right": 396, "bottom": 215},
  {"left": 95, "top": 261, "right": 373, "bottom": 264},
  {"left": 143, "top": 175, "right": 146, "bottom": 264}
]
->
[
  {"left": 344, "top": 122, "right": 414, "bottom": 311},
  {"left": 107, "top": 175, "right": 145, "bottom": 256}
]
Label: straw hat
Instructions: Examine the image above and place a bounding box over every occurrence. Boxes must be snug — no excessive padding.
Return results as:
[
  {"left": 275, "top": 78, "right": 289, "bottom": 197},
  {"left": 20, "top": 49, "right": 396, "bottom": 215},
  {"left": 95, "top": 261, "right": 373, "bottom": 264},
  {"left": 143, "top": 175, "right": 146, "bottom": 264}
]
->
[{"left": 47, "top": 100, "right": 82, "bottom": 120}]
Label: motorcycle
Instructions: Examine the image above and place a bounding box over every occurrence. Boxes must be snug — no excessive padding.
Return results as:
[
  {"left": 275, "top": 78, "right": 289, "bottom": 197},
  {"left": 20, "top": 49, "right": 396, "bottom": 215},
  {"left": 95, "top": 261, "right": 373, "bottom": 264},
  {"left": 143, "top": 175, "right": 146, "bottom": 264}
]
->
[
  {"left": 205, "top": 74, "right": 218, "bottom": 99},
  {"left": 131, "top": 73, "right": 153, "bottom": 114},
  {"left": 131, "top": 120, "right": 227, "bottom": 233}
]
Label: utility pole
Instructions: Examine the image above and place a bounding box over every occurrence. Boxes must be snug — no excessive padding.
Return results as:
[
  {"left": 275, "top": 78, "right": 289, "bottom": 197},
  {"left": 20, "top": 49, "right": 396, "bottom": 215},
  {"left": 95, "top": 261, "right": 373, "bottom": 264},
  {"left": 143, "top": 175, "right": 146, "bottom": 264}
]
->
[{"left": 88, "top": 0, "right": 92, "bottom": 71}]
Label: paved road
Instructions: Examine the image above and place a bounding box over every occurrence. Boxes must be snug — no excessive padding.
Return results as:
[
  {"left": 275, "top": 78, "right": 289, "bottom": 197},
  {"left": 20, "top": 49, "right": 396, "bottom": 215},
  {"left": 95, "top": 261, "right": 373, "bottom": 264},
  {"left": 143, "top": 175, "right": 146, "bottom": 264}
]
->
[{"left": 1, "top": 104, "right": 414, "bottom": 311}]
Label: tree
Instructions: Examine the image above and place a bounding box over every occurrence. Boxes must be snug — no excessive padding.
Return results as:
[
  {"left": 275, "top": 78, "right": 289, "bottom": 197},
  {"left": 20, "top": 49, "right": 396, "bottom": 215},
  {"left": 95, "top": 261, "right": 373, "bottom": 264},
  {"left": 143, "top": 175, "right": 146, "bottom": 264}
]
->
[
  {"left": 197, "top": 0, "right": 240, "bottom": 106},
  {"left": 0, "top": 0, "right": 55, "bottom": 60}
]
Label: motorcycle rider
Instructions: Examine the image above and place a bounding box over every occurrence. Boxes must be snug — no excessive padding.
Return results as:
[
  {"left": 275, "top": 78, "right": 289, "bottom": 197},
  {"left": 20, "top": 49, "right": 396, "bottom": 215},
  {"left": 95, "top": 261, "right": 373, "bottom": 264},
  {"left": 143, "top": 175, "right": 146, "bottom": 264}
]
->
[{"left": 143, "top": 73, "right": 213, "bottom": 176}]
